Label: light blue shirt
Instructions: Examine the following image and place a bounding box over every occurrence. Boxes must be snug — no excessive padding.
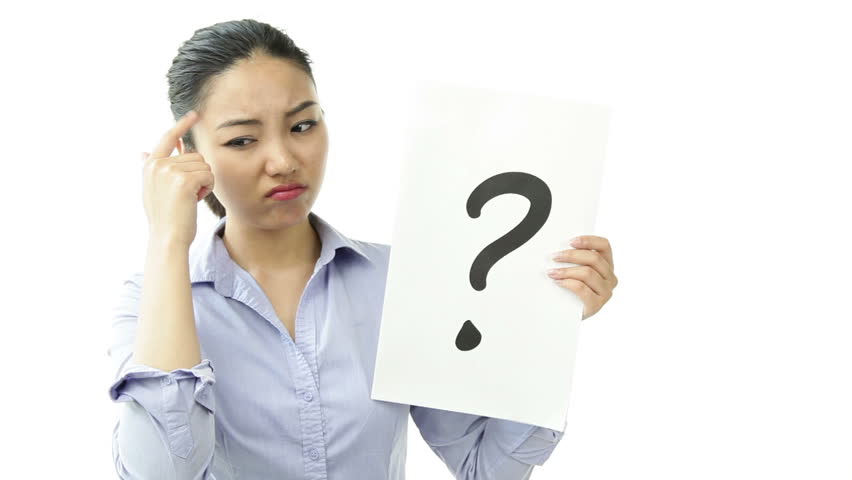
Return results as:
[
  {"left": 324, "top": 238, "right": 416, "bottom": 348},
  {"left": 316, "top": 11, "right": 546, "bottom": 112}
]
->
[{"left": 108, "top": 211, "right": 565, "bottom": 479}]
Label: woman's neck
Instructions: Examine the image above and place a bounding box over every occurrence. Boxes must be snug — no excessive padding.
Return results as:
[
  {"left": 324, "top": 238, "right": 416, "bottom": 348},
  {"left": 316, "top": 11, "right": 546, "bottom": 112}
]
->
[{"left": 221, "top": 214, "right": 322, "bottom": 275}]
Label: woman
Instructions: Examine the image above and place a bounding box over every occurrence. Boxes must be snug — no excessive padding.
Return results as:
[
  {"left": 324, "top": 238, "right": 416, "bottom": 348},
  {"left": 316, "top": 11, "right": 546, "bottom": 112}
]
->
[{"left": 108, "top": 19, "right": 618, "bottom": 479}]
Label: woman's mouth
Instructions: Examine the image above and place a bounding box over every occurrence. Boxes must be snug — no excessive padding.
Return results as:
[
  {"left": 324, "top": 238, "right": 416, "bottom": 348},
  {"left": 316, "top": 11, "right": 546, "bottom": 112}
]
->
[{"left": 268, "top": 187, "right": 306, "bottom": 201}]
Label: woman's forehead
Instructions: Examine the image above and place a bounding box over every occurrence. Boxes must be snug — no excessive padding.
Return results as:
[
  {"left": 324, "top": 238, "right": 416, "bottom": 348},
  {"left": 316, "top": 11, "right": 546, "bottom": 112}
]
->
[{"left": 203, "top": 70, "right": 317, "bottom": 120}]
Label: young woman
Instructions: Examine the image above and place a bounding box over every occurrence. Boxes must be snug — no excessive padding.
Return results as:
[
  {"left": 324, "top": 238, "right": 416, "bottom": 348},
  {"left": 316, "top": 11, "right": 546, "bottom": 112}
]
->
[{"left": 107, "top": 19, "right": 618, "bottom": 479}]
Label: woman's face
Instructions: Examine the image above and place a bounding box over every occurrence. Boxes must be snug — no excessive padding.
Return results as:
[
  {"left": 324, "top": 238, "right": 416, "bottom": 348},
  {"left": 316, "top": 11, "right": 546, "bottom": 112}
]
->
[{"left": 185, "top": 53, "right": 328, "bottom": 227}]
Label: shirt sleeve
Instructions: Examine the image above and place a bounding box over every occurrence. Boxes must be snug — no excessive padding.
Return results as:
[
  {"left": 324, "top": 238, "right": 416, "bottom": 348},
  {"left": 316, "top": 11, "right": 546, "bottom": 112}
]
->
[
  {"left": 410, "top": 405, "right": 566, "bottom": 480},
  {"left": 107, "top": 272, "right": 218, "bottom": 479}
]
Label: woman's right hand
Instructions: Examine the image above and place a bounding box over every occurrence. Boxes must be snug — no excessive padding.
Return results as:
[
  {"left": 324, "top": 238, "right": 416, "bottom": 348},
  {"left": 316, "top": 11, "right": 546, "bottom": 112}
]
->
[{"left": 140, "top": 110, "right": 215, "bottom": 249}]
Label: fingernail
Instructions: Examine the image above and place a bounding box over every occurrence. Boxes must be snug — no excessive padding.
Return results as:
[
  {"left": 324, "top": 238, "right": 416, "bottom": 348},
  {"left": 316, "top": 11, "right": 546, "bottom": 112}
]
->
[
  {"left": 570, "top": 237, "right": 582, "bottom": 247},
  {"left": 547, "top": 268, "right": 559, "bottom": 276}
]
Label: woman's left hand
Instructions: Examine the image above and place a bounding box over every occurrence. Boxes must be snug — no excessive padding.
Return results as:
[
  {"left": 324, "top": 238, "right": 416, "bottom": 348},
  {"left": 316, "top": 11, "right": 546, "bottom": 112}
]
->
[{"left": 547, "top": 235, "right": 618, "bottom": 320}]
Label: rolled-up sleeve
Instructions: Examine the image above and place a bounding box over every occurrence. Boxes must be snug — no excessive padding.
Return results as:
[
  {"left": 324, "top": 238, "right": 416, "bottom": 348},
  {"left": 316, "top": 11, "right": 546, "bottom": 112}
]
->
[
  {"left": 107, "top": 272, "right": 217, "bottom": 479},
  {"left": 410, "top": 405, "right": 566, "bottom": 480},
  {"left": 109, "top": 359, "right": 216, "bottom": 457}
]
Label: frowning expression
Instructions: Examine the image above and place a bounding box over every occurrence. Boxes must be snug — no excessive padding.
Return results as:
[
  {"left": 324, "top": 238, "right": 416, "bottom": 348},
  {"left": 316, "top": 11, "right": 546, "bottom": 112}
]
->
[{"left": 187, "top": 52, "right": 328, "bottom": 226}]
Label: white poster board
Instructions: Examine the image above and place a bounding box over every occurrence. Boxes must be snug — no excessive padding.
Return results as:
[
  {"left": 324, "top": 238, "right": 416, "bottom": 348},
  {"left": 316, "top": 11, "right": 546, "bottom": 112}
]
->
[{"left": 371, "top": 80, "right": 611, "bottom": 431}]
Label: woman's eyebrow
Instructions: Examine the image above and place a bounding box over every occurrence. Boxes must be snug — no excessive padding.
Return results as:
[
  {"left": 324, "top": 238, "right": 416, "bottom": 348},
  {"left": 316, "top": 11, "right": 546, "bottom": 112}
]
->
[{"left": 216, "top": 100, "right": 319, "bottom": 130}]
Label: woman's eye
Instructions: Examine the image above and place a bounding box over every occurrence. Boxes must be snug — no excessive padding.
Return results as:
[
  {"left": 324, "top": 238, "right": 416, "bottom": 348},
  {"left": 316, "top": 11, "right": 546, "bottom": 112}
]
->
[
  {"left": 225, "top": 121, "right": 317, "bottom": 147},
  {"left": 293, "top": 120, "right": 317, "bottom": 133},
  {"left": 226, "top": 138, "right": 253, "bottom": 148}
]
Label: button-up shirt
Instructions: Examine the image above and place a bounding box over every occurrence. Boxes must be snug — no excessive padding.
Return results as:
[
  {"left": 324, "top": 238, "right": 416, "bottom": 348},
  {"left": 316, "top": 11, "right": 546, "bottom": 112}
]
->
[{"left": 107, "top": 211, "right": 565, "bottom": 479}]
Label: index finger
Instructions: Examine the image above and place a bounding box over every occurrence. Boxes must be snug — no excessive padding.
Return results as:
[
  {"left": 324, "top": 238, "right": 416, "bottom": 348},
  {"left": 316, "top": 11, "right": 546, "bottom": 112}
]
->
[
  {"left": 150, "top": 110, "right": 201, "bottom": 160},
  {"left": 573, "top": 235, "right": 614, "bottom": 270}
]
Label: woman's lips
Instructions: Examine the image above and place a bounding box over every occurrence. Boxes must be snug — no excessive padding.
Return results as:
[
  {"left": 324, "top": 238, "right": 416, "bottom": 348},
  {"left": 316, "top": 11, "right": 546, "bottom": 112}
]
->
[{"left": 268, "top": 187, "right": 306, "bottom": 201}]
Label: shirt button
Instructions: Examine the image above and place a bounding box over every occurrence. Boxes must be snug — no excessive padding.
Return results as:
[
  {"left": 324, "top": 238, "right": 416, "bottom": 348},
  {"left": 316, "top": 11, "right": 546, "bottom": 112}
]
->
[
  {"left": 162, "top": 376, "right": 172, "bottom": 385},
  {"left": 309, "top": 448, "right": 319, "bottom": 460},
  {"left": 303, "top": 391, "right": 313, "bottom": 402}
]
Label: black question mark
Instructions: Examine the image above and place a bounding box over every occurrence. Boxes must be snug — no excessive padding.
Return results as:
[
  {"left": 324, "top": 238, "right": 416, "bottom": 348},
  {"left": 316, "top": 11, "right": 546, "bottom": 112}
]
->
[{"left": 455, "top": 171, "right": 552, "bottom": 351}]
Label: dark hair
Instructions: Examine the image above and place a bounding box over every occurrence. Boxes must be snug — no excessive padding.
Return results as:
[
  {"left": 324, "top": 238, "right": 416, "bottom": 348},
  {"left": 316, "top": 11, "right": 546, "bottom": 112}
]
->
[{"left": 166, "top": 19, "right": 317, "bottom": 219}]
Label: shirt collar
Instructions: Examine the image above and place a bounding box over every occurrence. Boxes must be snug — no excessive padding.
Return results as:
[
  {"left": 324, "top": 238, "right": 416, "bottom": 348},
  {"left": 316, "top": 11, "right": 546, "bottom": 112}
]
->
[{"left": 189, "top": 211, "right": 372, "bottom": 296}]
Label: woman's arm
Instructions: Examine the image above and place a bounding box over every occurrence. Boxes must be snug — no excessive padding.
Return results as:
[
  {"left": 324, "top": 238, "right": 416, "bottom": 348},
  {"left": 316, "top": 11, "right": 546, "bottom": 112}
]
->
[
  {"left": 107, "top": 242, "right": 218, "bottom": 478},
  {"left": 410, "top": 405, "right": 565, "bottom": 480},
  {"left": 132, "top": 237, "right": 201, "bottom": 371}
]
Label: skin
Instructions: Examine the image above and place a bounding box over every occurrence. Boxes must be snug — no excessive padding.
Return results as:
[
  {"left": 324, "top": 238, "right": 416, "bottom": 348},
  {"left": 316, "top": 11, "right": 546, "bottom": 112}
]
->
[
  {"left": 177, "top": 52, "right": 328, "bottom": 276},
  {"left": 548, "top": 235, "right": 619, "bottom": 320}
]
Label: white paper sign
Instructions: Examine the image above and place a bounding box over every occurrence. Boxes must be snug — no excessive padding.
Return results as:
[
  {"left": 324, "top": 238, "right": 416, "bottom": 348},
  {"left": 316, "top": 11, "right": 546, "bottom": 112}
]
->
[{"left": 371, "top": 80, "right": 611, "bottom": 431}]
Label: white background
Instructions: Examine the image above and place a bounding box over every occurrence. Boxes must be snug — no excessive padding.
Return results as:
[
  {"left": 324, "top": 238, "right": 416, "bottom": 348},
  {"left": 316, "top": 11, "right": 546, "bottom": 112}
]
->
[{"left": 1, "top": 1, "right": 850, "bottom": 478}]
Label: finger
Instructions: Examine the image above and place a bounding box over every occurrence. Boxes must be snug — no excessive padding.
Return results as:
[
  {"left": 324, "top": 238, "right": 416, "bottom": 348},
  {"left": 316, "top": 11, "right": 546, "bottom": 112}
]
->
[
  {"left": 187, "top": 170, "right": 215, "bottom": 200},
  {"left": 552, "top": 248, "right": 613, "bottom": 281},
  {"left": 572, "top": 235, "right": 614, "bottom": 270},
  {"left": 168, "top": 159, "right": 213, "bottom": 172},
  {"left": 141, "top": 150, "right": 202, "bottom": 167},
  {"left": 547, "top": 265, "right": 608, "bottom": 297},
  {"left": 197, "top": 186, "right": 211, "bottom": 202},
  {"left": 150, "top": 110, "right": 201, "bottom": 160}
]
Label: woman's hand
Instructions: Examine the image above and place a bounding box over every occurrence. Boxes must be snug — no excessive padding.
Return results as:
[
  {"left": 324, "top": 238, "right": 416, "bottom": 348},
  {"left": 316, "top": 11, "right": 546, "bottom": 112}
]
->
[
  {"left": 140, "top": 110, "right": 214, "bottom": 248},
  {"left": 547, "top": 236, "right": 618, "bottom": 320}
]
